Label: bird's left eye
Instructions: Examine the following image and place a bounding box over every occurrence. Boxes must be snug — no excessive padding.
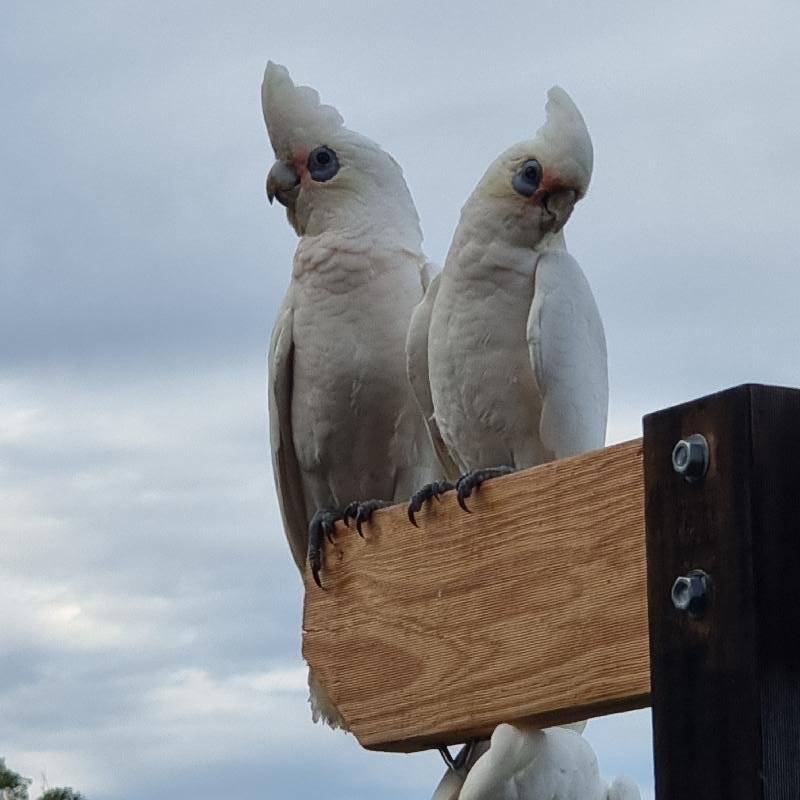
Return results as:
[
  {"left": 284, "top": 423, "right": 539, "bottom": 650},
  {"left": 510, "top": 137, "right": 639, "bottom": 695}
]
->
[
  {"left": 512, "top": 159, "right": 542, "bottom": 197},
  {"left": 307, "top": 146, "right": 339, "bottom": 182}
]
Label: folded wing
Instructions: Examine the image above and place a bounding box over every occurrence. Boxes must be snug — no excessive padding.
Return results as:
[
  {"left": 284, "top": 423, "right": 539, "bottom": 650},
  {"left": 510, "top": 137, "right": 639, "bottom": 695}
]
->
[{"left": 527, "top": 249, "right": 608, "bottom": 459}]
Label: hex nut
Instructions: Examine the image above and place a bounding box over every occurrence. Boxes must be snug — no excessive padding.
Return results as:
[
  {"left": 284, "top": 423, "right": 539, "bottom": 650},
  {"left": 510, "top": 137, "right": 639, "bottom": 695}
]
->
[
  {"left": 671, "top": 570, "right": 711, "bottom": 617},
  {"left": 672, "top": 434, "right": 709, "bottom": 482}
]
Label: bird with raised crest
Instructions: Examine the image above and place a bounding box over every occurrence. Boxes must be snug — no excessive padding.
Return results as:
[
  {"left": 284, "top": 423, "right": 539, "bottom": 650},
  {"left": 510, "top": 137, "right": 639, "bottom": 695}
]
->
[{"left": 262, "top": 61, "right": 443, "bottom": 728}]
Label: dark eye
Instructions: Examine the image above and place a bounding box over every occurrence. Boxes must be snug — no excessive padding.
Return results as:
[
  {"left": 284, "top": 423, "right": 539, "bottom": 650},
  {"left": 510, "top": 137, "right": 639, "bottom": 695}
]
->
[
  {"left": 307, "top": 146, "right": 339, "bottom": 182},
  {"left": 512, "top": 159, "right": 542, "bottom": 197}
]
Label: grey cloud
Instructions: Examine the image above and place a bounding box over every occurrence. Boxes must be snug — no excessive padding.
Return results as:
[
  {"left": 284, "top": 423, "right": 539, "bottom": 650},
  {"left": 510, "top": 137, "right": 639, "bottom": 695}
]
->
[
  {"left": 0, "top": 362, "right": 452, "bottom": 798},
  {"left": 2, "top": 0, "right": 800, "bottom": 797}
]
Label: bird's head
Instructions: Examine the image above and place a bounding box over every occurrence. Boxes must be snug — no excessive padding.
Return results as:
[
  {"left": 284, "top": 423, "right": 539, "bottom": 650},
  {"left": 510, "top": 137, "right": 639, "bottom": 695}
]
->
[
  {"left": 467, "top": 86, "right": 593, "bottom": 248},
  {"left": 261, "top": 62, "right": 421, "bottom": 242}
]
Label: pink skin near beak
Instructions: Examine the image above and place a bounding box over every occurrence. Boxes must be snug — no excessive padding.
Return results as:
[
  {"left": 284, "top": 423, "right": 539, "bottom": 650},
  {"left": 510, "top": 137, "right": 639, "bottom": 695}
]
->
[{"left": 528, "top": 170, "right": 578, "bottom": 233}]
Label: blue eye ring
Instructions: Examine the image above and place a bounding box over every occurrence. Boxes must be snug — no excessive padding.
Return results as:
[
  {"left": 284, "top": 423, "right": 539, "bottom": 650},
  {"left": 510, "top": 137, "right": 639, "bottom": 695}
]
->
[
  {"left": 512, "top": 158, "right": 542, "bottom": 197},
  {"left": 307, "top": 146, "right": 340, "bottom": 182}
]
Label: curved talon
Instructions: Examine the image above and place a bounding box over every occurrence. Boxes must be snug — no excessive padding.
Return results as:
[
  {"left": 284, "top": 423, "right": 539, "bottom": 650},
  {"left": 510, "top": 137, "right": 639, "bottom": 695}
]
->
[
  {"left": 407, "top": 492, "right": 426, "bottom": 527},
  {"left": 310, "top": 559, "right": 323, "bottom": 589},
  {"left": 309, "top": 540, "right": 324, "bottom": 588},
  {"left": 455, "top": 474, "right": 473, "bottom": 513},
  {"left": 342, "top": 501, "right": 359, "bottom": 530},
  {"left": 455, "top": 467, "right": 515, "bottom": 514},
  {"left": 308, "top": 521, "right": 324, "bottom": 588},
  {"left": 342, "top": 503, "right": 370, "bottom": 537},
  {"left": 355, "top": 503, "right": 382, "bottom": 537},
  {"left": 307, "top": 509, "right": 343, "bottom": 589},
  {"left": 355, "top": 507, "right": 368, "bottom": 537},
  {"left": 407, "top": 481, "right": 455, "bottom": 526},
  {"left": 342, "top": 499, "right": 391, "bottom": 538},
  {"left": 438, "top": 745, "right": 457, "bottom": 771},
  {"left": 438, "top": 739, "right": 479, "bottom": 773}
]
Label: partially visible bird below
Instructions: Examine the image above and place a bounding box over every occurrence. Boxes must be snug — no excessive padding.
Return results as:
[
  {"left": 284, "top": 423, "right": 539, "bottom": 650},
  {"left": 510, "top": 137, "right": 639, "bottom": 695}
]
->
[{"left": 431, "top": 724, "right": 640, "bottom": 800}]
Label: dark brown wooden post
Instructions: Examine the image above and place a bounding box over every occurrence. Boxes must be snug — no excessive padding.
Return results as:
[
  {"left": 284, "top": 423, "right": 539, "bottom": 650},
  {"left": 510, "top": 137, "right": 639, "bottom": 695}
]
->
[{"left": 643, "top": 384, "right": 800, "bottom": 799}]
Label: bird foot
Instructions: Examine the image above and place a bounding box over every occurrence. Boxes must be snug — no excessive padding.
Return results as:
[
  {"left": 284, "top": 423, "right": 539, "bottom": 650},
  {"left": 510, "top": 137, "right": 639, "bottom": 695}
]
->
[
  {"left": 456, "top": 466, "right": 515, "bottom": 512},
  {"left": 438, "top": 739, "right": 478, "bottom": 772},
  {"left": 407, "top": 480, "right": 455, "bottom": 527},
  {"left": 308, "top": 508, "right": 343, "bottom": 588},
  {"left": 342, "top": 498, "right": 392, "bottom": 537}
]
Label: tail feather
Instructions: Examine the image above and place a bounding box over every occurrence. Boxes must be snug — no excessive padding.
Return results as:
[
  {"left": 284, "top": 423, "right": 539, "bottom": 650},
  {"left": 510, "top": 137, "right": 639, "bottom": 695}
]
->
[{"left": 308, "top": 668, "right": 346, "bottom": 730}]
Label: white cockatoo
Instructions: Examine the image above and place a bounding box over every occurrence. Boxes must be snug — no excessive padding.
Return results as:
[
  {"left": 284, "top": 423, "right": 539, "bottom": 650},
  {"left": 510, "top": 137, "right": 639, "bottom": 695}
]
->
[
  {"left": 262, "top": 62, "right": 442, "bottom": 728},
  {"left": 408, "top": 88, "right": 624, "bottom": 797},
  {"left": 407, "top": 85, "right": 607, "bottom": 517},
  {"left": 431, "top": 724, "right": 641, "bottom": 800}
]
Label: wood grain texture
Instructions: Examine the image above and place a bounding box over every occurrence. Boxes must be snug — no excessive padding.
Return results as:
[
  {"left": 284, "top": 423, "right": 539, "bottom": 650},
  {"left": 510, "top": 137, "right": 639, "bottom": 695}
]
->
[{"left": 302, "top": 439, "right": 650, "bottom": 752}]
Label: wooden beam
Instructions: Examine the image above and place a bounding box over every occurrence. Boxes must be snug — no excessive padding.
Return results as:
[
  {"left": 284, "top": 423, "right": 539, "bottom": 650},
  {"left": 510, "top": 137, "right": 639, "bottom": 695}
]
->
[
  {"left": 302, "top": 439, "right": 650, "bottom": 752},
  {"left": 643, "top": 384, "right": 800, "bottom": 798}
]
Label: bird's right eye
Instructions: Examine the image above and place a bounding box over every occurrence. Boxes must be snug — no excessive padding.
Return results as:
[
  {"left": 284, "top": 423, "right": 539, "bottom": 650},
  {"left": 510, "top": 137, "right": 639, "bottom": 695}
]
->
[{"left": 307, "top": 146, "right": 340, "bottom": 182}]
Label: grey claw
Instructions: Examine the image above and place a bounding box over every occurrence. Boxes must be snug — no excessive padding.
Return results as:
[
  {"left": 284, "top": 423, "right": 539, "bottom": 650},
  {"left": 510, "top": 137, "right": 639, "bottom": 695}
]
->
[
  {"left": 438, "top": 740, "right": 478, "bottom": 772},
  {"left": 455, "top": 467, "right": 514, "bottom": 514},
  {"left": 407, "top": 481, "right": 455, "bottom": 526},
  {"left": 324, "top": 519, "right": 337, "bottom": 544},
  {"left": 307, "top": 509, "right": 343, "bottom": 589},
  {"left": 342, "top": 502, "right": 357, "bottom": 529},
  {"left": 342, "top": 499, "right": 389, "bottom": 538},
  {"left": 438, "top": 745, "right": 457, "bottom": 771}
]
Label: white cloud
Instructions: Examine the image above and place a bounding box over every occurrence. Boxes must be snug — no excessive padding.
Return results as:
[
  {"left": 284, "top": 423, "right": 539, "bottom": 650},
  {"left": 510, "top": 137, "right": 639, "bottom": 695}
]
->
[{"left": 0, "top": 406, "right": 45, "bottom": 443}]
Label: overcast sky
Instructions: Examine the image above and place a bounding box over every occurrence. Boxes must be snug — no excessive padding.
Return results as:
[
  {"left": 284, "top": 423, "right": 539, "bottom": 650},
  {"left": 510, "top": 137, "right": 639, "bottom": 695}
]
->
[{"left": 2, "top": 1, "right": 799, "bottom": 798}]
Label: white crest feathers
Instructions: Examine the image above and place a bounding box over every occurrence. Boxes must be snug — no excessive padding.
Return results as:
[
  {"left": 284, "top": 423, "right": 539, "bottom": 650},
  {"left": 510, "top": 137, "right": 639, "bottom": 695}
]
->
[
  {"left": 261, "top": 61, "right": 345, "bottom": 160},
  {"left": 535, "top": 86, "right": 594, "bottom": 195}
]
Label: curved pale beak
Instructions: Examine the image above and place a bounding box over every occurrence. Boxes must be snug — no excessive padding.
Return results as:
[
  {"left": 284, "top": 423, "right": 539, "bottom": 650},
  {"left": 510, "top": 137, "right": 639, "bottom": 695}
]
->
[
  {"left": 543, "top": 189, "right": 577, "bottom": 233},
  {"left": 266, "top": 161, "right": 300, "bottom": 206}
]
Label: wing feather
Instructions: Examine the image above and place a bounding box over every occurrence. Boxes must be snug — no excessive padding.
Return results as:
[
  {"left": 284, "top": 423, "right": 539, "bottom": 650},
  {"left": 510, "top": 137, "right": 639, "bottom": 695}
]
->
[
  {"left": 406, "top": 270, "right": 461, "bottom": 480},
  {"left": 527, "top": 250, "right": 608, "bottom": 458},
  {"left": 268, "top": 300, "right": 309, "bottom": 573}
]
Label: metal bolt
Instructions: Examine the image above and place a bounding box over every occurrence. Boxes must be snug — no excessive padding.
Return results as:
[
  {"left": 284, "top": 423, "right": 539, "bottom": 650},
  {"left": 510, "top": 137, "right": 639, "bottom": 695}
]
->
[
  {"left": 672, "top": 434, "right": 709, "bottom": 483},
  {"left": 671, "top": 569, "right": 711, "bottom": 617}
]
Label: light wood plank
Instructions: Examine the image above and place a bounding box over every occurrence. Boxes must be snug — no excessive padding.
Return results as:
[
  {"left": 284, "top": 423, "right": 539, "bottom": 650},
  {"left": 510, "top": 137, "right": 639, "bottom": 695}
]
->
[{"left": 302, "top": 438, "right": 649, "bottom": 752}]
